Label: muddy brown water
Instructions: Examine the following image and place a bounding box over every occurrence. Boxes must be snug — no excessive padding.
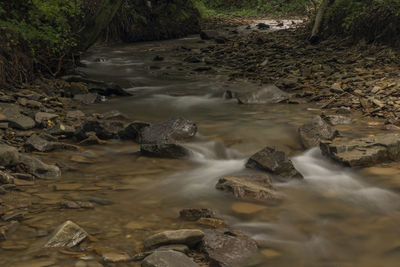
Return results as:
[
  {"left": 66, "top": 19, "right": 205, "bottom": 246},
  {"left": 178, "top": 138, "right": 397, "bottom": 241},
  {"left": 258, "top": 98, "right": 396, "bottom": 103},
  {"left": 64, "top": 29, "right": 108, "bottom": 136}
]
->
[{"left": 2, "top": 21, "right": 400, "bottom": 267}]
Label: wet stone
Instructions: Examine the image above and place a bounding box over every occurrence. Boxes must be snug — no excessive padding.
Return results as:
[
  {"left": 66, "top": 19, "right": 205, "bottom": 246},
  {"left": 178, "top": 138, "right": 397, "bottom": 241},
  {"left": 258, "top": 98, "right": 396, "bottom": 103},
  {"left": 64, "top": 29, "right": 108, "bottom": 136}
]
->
[
  {"left": 0, "top": 104, "right": 35, "bottom": 130},
  {"left": 19, "top": 154, "right": 61, "bottom": 179},
  {"left": 143, "top": 229, "right": 204, "bottom": 249},
  {"left": 67, "top": 110, "right": 85, "bottom": 120},
  {"left": 179, "top": 208, "right": 216, "bottom": 221},
  {"left": 235, "top": 84, "right": 289, "bottom": 104},
  {"left": 140, "top": 118, "right": 197, "bottom": 144},
  {"left": 156, "top": 244, "right": 189, "bottom": 253},
  {"left": 102, "top": 251, "right": 132, "bottom": 263},
  {"left": 320, "top": 133, "right": 400, "bottom": 167},
  {"left": 45, "top": 220, "right": 88, "bottom": 248},
  {"left": 119, "top": 121, "right": 150, "bottom": 142},
  {"left": 0, "top": 171, "right": 14, "bottom": 184},
  {"left": 298, "top": 116, "right": 339, "bottom": 148},
  {"left": 216, "top": 174, "right": 282, "bottom": 203},
  {"left": 246, "top": 147, "right": 303, "bottom": 181},
  {"left": 321, "top": 114, "right": 352, "bottom": 126},
  {"left": 74, "top": 93, "right": 102, "bottom": 104},
  {"left": 202, "top": 228, "right": 258, "bottom": 267},
  {"left": 140, "top": 144, "right": 192, "bottom": 159},
  {"left": 142, "top": 250, "right": 199, "bottom": 267}
]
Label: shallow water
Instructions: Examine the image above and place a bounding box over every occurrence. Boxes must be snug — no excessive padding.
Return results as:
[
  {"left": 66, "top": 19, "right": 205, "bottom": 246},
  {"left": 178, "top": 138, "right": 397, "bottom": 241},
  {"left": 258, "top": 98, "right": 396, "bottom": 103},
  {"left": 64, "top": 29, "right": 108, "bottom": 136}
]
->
[{"left": 2, "top": 25, "right": 400, "bottom": 267}]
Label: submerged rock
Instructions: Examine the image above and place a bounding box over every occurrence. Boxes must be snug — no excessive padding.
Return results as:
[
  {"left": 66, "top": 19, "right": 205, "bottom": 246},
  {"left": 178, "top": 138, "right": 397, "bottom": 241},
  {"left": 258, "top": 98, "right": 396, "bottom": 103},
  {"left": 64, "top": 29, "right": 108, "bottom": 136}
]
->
[
  {"left": 142, "top": 250, "right": 199, "bottom": 267},
  {"left": 201, "top": 228, "right": 258, "bottom": 267},
  {"left": 246, "top": 147, "right": 303, "bottom": 181},
  {"left": 143, "top": 229, "right": 204, "bottom": 249},
  {"left": 298, "top": 116, "right": 338, "bottom": 148},
  {"left": 140, "top": 118, "right": 197, "bottom": 144},
  {"left": 19, "top": 154, "right": 61, "bottom": 179},
  {"left": 140, "top": 144, "right": 191, "bottom": 159},
  {"left": 234, "top": 85, "right": 289, "bottom": 104},
  {"left": 216, "top": 174, "right": 282, "bottom": 203},
  {"left": 74, "top": 120, "right": 124, "bottom": 141},
  {"left": 45, "top": 220, "right": 87, "bottom": 248},
  {"left": 321, "top": 114, "right": 352, "bottom": 126},
  {"left": 179, "top": 208, "right": 216, "bottom": 221},
  {"left": 320, "top": 133, "right": 400, "bottom": 167}
]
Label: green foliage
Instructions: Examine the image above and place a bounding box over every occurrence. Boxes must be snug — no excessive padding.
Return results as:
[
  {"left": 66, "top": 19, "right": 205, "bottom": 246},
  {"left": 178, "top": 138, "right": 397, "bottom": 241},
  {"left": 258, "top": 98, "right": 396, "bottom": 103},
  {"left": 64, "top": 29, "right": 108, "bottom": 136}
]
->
[
  {"left": 0, "top": 0, "right": 82, "bottom": 56},
  {"left": 193, "top": 0, "right": 315, "bottom": 17}
]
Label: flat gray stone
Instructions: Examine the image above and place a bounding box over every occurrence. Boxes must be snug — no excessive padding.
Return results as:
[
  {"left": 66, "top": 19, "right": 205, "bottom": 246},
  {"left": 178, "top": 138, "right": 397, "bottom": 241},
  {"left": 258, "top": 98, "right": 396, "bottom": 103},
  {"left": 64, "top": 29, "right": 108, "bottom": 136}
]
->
[
  {"left": 45, "top": 220, "right": 87, "bottom": 248},
  {"left": 142, "top": 251, "right": 199, "bottom": 267},
  {"left": 0, "top": 104, "right": 35, "bottom": 130},
  {"left": 35, "top": 112, "right": 58, "bottom": 124},
  {"left": 202, "top": 229, "right": 258, "bottom": 267},
  {"left": 143, "top": 229, "right": 204, "bottom": 249},
  {"left": 216, "top": 174, "right": 282, "bottom": 203},
  {"left": 321, "top": 133, "right": 400, "bottom": 167}
]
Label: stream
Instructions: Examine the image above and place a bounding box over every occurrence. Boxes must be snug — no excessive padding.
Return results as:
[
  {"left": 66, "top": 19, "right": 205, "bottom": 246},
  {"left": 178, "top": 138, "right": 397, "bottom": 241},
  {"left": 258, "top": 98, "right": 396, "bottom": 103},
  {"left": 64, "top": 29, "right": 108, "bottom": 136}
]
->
[{"left": 2, "top": 22, "right": 400, "bottom": 267}]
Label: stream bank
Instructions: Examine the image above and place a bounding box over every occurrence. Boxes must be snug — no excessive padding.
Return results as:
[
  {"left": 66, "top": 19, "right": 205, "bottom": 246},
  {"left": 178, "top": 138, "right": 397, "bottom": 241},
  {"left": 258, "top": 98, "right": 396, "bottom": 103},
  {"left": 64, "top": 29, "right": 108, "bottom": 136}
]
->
[{"left": 0, "top": 18, "right": 400, "bottom": 267}]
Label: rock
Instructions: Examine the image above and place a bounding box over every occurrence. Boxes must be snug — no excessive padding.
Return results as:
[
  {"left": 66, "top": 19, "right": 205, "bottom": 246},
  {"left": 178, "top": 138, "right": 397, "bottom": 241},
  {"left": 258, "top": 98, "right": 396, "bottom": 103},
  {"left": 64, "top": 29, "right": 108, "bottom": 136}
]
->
[
  {"left": 89, "top": 82, "right": 131, "bottom": 97},
  {"left": 140, "top": 144, "right": 191, "bottom": 159},
  {"left": 231, "top": 202, "right": 267, "bottom": 214},
  {"left": 19, "top": 154, "right": 61, "bottom": 179},
  {"left": 63, "top": 82, "right": 89, "bottom": 97},
  {"left": 0, "top": 171, "right": 14, "bottom": 184},
  {"left": 320, "top": 133, "right": 400, "bottom": 167},
  {"left": 257, "top": 23, "right": 270, "bottom": 30},
  {"left": 330, "top": 83, "right": 344, "bottom": 94},
  {"left": 46, "top": 123, "right": 76, "bottom": 137},
  {"left": 74, "top": 93, "right": 102, "bottom": 104},
  {"left": 184, "top": 56, "right": 201, "bottom": 63},
  {"left": 140, "top": 118, "right": 197, "bottom": 144},
  {"left": 143, "top": 229, "right": 204, "bottom": 249},
  {"left": 235, "top": 85, "right": 289, "bottom": 104},
  {"left": 246, "top": 147, "right": 303, "bottom": 181},
  {"left": 216, "top": 174, "right": 282, "bottom": 203},
  {"left": 200, "top": 30, "right": 218, "bottom": 40},
  {"left": 142, "top": 251, "right": 199, "bottom": 267},
  {"left": 0, "top": 104, "right": 35, "bottom": 130},
  {"left": 0, "top": 144, "right": 19, "bottom": 166},
  {"left": 201, "top": 229, "right": 258, "bottom": 267},
  {"left": 79, "top": 134, "right": 105, "bottom": 146},
  {"left": 67, "top": 110, "right": 85, "bottom": 120},
  {"left": 75, "top": 120, "right": 124, "bottom": 141},
  {"left": 103, "top": 110, "right": 128, "bottom": 121},
  {"left": 45, "top": 220, "right": 88, "bottom": 248},
  {"left": 25, "top": 134, "right": 78, "bottom": 152},
  {"left": 193, "top": 66, "right": 212, "bottom": 72},
  {"left": 321, "top": 114, "right": 352, "bottom": 126},
  {"left": 298, "top": 116, "right": 339, "bottom": 148},
  {"left": 119, "top": 121, "right": 150, "bottom": 142},
  {"left": 157, "top": 244, "right": 189, "bottom": 253},
  {"left": 102, "top": 251, "right": 132, "bottom": 263},
  {"left": 34, "top": 112, "right": 58, "bottom": 125},
  {"left": 179, "top": 208, "right": 215, "bottom": 221},
  {"left": 153, "top": 55, "right": 164, "bottom": 61}
]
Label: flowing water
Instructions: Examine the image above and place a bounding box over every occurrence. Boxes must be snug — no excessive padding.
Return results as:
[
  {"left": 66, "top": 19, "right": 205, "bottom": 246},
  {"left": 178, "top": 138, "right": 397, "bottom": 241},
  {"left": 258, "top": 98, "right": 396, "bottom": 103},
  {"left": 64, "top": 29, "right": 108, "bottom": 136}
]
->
[{"left": 2, "top": 25, "right": 400, "bottom": 267}]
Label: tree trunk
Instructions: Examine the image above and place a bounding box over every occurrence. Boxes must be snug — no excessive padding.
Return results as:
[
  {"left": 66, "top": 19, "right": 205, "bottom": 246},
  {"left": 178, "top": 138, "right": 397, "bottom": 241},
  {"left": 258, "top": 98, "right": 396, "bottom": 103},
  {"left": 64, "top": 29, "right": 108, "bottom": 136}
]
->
[
  {"left": 310, "top": 0, "right": 334, "bottom": 43},
  {"left": 77, "top": 0, "right": 125, "bottom": 51}
]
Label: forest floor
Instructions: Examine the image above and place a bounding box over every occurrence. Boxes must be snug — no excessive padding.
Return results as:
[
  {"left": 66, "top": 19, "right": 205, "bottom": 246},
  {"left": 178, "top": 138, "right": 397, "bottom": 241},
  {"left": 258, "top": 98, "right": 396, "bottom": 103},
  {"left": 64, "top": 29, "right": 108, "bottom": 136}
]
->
[{"left": 197, "top": 16, "right": 400, "bottom": 128}]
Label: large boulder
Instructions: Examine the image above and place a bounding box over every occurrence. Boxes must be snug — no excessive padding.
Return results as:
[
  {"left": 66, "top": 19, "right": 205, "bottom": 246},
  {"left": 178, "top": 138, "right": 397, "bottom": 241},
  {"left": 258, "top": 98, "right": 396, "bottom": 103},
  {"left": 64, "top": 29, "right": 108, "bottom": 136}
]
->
[
  {"left": 234, "top": 85, "right": 289, "bottom": 104},
  {"left": 201, "top": 229, "right": 258, "bottom": 267},
  {"left": 216, "top": 174, "right": 282, "bottom": 203},
  {"left": 320, "top": 133, "right": 400, "bottom": 167},
  {"left": 140, "top": 144, "right": 192, "bottom": 159},
  {"left": 140, "top": 118, "right": 197, "bottom": 144},
  {"left": 142, "top": 250, "right": 199, "bottom": 267},
  {"left": 246, "top": 147, "right": 303, "bottom": 181},
  {"left": 298, "top": 116, "right": 338, "bottom": 148},
  {"left": 0, "top": 144, "right": 19, "bottom": 166},
  {"left": 143, "top": 229, "right": 204, "bottom": 250},
  {"left": 45, "top": 220, "right": 87, "bottom": 248}
]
